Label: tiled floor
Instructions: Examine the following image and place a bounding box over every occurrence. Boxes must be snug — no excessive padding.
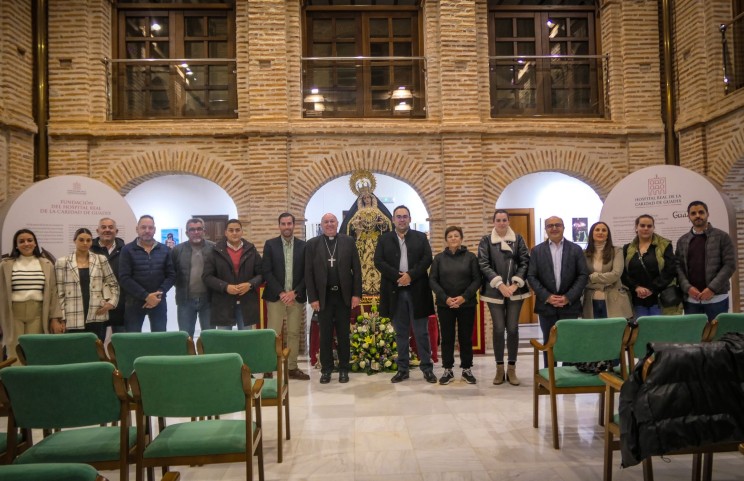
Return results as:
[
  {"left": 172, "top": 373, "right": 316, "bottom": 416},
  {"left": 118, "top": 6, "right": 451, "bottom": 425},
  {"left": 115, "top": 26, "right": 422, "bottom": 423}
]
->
[{"left": 14, "top": 325, "right": 744, "bottom": 480}]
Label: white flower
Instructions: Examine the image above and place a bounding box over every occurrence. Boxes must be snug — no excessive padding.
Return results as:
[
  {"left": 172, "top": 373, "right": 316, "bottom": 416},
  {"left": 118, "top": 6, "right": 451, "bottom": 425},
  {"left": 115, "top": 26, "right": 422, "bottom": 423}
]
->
[
  {"left": 362, "top": 343, "right": 368, "bottom": 349},
  {"left": 378, "top": 340, "right": 385, "bottom": 347},
  {"left": 359, "top": 360, "right": 366, "bottom": 368},
  {"left": 384, "top": 360, "right": 392, "bottom": 367}
]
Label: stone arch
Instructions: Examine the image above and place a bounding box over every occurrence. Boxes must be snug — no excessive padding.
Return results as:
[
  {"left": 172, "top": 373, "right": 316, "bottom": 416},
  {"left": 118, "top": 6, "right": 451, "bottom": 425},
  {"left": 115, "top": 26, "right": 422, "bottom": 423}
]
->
[
  {"left": 100, "top": 149, "right": 249, "bottom": 216},
  {"left": 711, "top": 126, "right": 744, "bottom": 186},
  {"left": 290, "top": 149, "right": 442, "bottom": 223},
  {"left": 483, "top": 149, "right": 623, "bottom": 209}
]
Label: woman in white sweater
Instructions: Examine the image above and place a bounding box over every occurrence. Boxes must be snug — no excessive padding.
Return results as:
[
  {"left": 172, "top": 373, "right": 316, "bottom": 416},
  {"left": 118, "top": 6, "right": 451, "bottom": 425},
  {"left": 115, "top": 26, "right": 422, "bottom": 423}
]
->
[{"left": 0, "top": 229, "right": 64, "bottom": 360}]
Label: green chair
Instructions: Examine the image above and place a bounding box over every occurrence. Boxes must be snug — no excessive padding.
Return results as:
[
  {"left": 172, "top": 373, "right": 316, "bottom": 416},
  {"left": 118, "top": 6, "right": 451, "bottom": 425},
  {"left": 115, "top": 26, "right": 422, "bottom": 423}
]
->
[
  {"left": 107, "top": 332, "right": 196, "bottom": 380},
  {"left": 0, "top": 462, "right": 106, "bottom": 480},
  {"left": 627, "top": 314, "right": 709, "bottom": 365},
  {"left": 531, "top": 317, "right": 631, "bottom": 450},
  {"left": 0, "top": 357, "right": 30, "bottom": 464},
  {"left": 129, "top": 353, "right": 264, "bottom": 481},
  {"left": 0, "top": 362, "right": 133, "bottom": 481},
  {"left": 708, "top": 313, "right": 744, "bottom": 341},
  {"left": 16, "top": 333, "right": 107, "bottom": 366},
  {"left": 197, "top": 329, "right": 290, "bottom": 462},
  {"left": 601, "top": 313, "right": 710, "bottom": 481}
]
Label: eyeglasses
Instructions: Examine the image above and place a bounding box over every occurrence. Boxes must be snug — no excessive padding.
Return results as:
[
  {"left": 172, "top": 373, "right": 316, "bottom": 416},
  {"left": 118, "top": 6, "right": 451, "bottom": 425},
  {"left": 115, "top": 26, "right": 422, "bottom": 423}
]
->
[
  {"left": 395, "top": 215, "right": 410, "bottom": 220},
  {"left": 187, "top": 227, "right": 204, "bottom": 232},
  {"left": 545, "top": 223, "right": 563, "bottom": 229}
]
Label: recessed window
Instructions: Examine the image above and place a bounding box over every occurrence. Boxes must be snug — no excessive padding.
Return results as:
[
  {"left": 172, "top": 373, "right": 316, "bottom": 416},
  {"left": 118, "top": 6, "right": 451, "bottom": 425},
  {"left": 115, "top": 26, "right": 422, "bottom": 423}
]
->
[
  {"left": 488, "top": 0, "right": 604, "bottom": 117},
  {"left": 302, "top": 1, "right": 426, "bottom": 118},
  {"left": 112, "top": 1, "right": 236, "bottom": 120}
]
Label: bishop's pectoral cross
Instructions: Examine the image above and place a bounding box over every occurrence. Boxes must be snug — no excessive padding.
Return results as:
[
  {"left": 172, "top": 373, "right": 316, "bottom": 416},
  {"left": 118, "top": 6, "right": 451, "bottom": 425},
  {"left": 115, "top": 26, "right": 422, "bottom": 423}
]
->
[{"left": 328, "top": 256, "right": 336, "bottom": 267}]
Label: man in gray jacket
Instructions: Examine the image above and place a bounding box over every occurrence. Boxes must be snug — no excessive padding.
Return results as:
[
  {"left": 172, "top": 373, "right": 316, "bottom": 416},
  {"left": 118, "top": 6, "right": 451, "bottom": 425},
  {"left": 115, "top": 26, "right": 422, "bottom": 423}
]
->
[
  {"left": 171, "top": 218, "right": 215, "bottom": 337},
  {"left": 676, "top": 201, "right": 736, "bottom": 320}
]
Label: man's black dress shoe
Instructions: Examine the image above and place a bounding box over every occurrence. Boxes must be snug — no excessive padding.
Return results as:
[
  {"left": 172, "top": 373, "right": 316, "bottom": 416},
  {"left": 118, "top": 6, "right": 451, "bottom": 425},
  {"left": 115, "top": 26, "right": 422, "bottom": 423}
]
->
[
  {"left": 320, "top": 372, "right": 331, "bottom": 384},
  {"left": 423, "top": 370, "right": 437, "bottom": 383},
  {"left": 339, "top": 370, "right": 349, "bottom": 383},
  {"left": 390, "top": 371, "right": 409, "bottom": 383}
]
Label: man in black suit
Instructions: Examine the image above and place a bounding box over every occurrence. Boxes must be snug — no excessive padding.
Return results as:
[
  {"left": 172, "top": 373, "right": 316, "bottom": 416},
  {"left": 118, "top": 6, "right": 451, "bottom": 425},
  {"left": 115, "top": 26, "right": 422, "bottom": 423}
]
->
[
  {"left": 262, "top": 212, "right": 310, "bottom": 380},
  {"left": 305, "top": 213, "right": 362, "bottom": 384},
  {"left": 374, "top": 205, "right": 437, "bottom": 383},
  {"left": 526, "top": 216, "right": 589, "bottom": 365}
]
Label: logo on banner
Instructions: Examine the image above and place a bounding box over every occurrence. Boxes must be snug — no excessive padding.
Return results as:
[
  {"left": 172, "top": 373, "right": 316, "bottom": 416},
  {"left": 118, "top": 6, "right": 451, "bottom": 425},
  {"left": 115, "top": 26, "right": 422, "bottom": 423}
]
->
[
  {"left": 648, "top": 175, "right": 666, "bottom": 196},
  {"left": 67, "top": 181, "right": 86, "bottom": 195},
  {"left": 633, "top": 175, "right": 681, "bottom": 208}
]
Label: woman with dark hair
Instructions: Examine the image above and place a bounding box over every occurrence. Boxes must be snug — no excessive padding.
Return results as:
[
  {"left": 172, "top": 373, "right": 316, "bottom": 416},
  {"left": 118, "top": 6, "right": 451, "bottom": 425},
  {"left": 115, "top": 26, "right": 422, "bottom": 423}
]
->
[
  {"left": 478, "top": 209, "right": 531, "bottom": 386},
  {"left": 55, "top": 228, "right": 119, "bottom": 341},
  {"left": 0, "top": 229, "right": 64, "bottom": 360},
  {"left": 582, "top": 222, "right": 632, "bottom": 319},
  {"left": 430, "top": 226, "right": 481, "bottom": 385},
  {"left": 621, "top": 214, "right": 677, "bottom": 318}
]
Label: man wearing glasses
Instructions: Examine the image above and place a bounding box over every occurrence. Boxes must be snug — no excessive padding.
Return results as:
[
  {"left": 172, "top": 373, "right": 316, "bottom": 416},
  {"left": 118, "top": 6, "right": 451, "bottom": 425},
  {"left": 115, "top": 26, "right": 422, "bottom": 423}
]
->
[
  {"left": 171, "top": 218, "right": 215, "bottom": 337},
  {"left": 526, "top": 216, "right": 588, "bottom": 364},
  {"left": 375, "top": 205, "right": 437, "bottom": 383}
]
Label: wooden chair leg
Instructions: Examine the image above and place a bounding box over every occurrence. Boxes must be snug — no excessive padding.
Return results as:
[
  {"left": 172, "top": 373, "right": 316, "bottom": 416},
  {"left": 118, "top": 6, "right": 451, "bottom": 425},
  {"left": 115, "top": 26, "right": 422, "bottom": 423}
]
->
[
  {"left": 690, "top": 453, "right": 702, "bottom": 481},
  {"left": 603, "top": 430, "right": 613, "bottom": 481},
  {"left": 598, "top": 392, "right": 605, "bottom": 427},
  {"left": 642, "top": 457, "right": 654, "bottom": 481},
  {"left": 284, "top": 397, "right": 291, "bottom": 440},
  {"left": 550, "top": 391, "right": 559, "bottom": 449},
  {"left": 701, "top": 453, "right": 713, "bottom": 481},
  {"left": 277, "top": 403, "right": 283, "bottom": 463},
  {"left": 533, "top": 381, "right": 539, "bottom": 428}
]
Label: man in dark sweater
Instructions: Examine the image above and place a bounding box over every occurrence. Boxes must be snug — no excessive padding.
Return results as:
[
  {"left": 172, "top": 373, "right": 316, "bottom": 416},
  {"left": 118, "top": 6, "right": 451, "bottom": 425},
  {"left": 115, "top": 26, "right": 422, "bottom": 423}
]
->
[
  {"left": 676, "top": 200, "right": 736, "bottom": 320},
  {"left": 118, "top": 215, "right": 176, "bottom": 332}
]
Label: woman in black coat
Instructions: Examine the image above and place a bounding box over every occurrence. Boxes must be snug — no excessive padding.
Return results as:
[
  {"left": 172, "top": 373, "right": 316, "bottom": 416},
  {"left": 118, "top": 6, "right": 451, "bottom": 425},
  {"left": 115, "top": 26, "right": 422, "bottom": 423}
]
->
[{"left": 430, "top": 226, "right": 481, "bottom": 385}]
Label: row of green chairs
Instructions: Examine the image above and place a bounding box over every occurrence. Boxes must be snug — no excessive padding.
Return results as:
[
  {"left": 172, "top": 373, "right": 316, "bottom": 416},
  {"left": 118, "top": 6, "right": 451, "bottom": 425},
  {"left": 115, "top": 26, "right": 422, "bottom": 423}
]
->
[
  {"left": 531, "top": 313, "right": 720, "bottom": 451},
  {"left": 0, "top": 354, "right": 263, "bottom": 481},
  {"left": 1, "top": 329, "right": 291, "bottom": 480},
  {"left": 13, "top": 330, "right": 290, "bottom": 463},
  {"left": 600, "top": 312, "right": 744, "bottom": 481}
]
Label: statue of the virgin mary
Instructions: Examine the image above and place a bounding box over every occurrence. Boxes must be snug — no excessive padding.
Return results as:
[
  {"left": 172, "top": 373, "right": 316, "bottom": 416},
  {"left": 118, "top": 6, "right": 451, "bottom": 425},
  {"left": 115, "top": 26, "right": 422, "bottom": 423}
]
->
[{"left": 339, "top": 170, "right": 393, "bottom": 296}]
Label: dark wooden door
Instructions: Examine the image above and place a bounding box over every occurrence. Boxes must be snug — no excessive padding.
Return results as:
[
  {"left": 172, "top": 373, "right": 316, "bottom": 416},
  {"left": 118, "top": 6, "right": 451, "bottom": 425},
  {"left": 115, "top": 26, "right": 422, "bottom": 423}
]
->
[{"left": 193, "top": 214, "right": 229, "bottom": 243}]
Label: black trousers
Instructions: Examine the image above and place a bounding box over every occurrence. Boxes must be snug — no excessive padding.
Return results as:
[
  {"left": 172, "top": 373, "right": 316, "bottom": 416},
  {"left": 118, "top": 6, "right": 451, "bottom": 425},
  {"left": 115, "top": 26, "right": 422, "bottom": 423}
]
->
[
  {"left": 318, "top": 290, "right": 351, "bottom": 374},
  {"left": 438, "top": 305, "right": 475, "bottom": 369}
]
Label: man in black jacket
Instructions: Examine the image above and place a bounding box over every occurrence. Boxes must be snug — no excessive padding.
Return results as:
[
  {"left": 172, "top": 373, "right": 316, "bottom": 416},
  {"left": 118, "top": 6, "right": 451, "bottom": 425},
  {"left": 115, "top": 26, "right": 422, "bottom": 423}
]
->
[
  {"left": 374, "top": 205, "right": 437, "bottom": 383},
  {"left": 119, "top": 215, "right": 176, "bottom": 332},
  {"left": 203, "top": 219, "right": 262, "bottom": 330},
  {"left": 91, "top": 217, "right": 126, "bottom": 335},
  {"left": 262, "top": 212, "right": 310, "bottom": 380},
  {"left": 305, "top": 213, "right": 362, "bottom": 384}
]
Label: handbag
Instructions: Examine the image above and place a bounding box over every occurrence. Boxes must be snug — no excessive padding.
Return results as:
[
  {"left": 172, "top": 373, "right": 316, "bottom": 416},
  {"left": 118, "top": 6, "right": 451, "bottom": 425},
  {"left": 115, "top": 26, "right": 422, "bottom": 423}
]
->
[
  {"left": 659, "top": 284, "right": 683, "bottom": 308},
  {"left": 635, "top": 250, "right": 682, "bottom": 308}
]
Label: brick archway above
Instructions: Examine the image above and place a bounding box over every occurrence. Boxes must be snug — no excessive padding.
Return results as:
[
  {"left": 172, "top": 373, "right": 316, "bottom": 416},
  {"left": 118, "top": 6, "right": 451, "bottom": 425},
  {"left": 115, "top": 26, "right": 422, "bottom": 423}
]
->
[
  {"left": 711, "top": 127, "right": 744, "bottom": 187},
  {"left": 100, "top": 149, "right": 248, "bottom": 208},
  {"left": 484, "top": 149, "right": 621, "bottom": 208},
  {"left": 291, "top": 149, "right": 441, "bottom": 220}
]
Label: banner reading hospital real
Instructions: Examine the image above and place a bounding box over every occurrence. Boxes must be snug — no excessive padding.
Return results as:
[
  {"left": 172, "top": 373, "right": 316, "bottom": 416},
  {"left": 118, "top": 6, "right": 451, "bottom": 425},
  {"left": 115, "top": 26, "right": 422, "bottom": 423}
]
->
[
  {"left": 0, "top": 175, "right": 137, "bottom": 259},
  {"left": 600, "top": 165, "right": 732, "bottom": 249}
]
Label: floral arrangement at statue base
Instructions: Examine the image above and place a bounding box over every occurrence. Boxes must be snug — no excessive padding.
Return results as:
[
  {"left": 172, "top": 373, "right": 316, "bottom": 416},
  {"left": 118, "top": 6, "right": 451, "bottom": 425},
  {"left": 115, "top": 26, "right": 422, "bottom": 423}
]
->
[{"left": 350, "top": 305, "right": 418, "bottom": 374}]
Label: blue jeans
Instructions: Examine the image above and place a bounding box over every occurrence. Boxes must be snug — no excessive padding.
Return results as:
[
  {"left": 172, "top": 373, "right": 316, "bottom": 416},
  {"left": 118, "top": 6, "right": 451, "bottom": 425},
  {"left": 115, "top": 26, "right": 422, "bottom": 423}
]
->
[
  {"left": 176, "top": 296, "right": 212, "bottom": 337},
  {"left": 217, "top": 304, "right": 250, "bottom": 330},
  {"left": 393, "top": 290, "right": 433, "bottom": 373},
  {"left": 592, "top": 300, "right": 608, "bottom": 319},
  {"left": 124, "top": 298, "right": 167, "bottom": 332},
  {"left": 684, "top": 298, "right": 729, "bottom": 321},
  {"left": 633, "top": 304, "right": 662, "bottom": 319}
]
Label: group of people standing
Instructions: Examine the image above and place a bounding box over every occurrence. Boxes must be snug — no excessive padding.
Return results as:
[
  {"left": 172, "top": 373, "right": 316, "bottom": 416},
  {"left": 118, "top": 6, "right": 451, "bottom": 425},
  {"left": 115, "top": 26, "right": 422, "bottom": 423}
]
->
[{"left": 0, "top": 199, "right": 737, "bottom": 385}]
